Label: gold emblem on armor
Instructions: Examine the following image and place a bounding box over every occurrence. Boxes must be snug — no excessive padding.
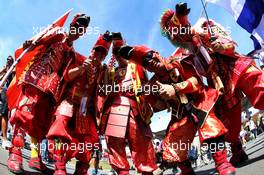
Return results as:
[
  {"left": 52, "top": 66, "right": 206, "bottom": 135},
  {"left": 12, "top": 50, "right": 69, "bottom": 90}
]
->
[
  {"left": 119, "top": 70, "right": 126, "bottom": 77},
  {"left": 178, "top": 81, "right": 188, "bottom": 90},
  {"left": 116, "top": 68, "right": 126, "bottom": 78}
]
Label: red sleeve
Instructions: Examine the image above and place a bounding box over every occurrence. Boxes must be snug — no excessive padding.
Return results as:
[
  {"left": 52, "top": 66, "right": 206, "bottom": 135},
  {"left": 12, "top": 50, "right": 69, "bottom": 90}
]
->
[
  {"left": 63, "top": 62, "right": 77, "bottom": 82},
  {"left": 172, "top": 60, "right": 202, "bottom": 94},
  {"left": 173, "top": 77, "right": 201, "bottom": 94},
  {"left": 63, "top": 52, "right": 87, "bottom": 82}
]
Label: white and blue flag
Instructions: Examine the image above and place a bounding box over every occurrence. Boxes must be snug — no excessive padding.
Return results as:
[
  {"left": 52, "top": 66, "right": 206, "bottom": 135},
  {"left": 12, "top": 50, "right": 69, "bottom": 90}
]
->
[{"left": 206, "top": 0, "right": 264, "bottom": 50}]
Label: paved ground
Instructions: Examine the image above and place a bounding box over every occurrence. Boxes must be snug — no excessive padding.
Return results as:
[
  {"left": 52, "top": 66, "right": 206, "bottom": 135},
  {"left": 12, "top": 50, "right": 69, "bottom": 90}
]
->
[
  {"left": 194, "top": 133, "right": 264, "bottom": 175},
  {"left": 0, "top": 133, "right": 263, "bottom": 175}
]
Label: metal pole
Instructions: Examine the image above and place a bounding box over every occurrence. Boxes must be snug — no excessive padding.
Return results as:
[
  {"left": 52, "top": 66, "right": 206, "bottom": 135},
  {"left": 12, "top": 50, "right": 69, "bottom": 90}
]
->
[{"left": 200, "top": 0, "right": 214, "bottom": 35}]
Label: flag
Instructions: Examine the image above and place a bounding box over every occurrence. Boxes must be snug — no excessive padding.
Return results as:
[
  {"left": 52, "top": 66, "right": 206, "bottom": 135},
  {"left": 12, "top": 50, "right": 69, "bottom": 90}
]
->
[
  {"left": 6, "top": 9, "right": 72, "bottom": 110},
  {"left": 15, "top": 9, "right": 72, "bottom": 80},
  {"left": 206, "top": 0, "right": 264, "bottom": 50},
  {"left": 248, "top": 48, "right": 264, "bottom": 68}
]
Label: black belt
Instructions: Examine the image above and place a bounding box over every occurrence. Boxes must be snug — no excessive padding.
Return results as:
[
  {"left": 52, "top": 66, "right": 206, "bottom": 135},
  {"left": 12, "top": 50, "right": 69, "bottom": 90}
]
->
[{"left": 172, "top": 102, "right": 208, "bottom": 127}]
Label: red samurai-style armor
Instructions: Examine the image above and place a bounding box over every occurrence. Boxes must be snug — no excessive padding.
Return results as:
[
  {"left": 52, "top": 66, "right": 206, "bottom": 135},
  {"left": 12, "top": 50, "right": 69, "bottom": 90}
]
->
[
  {"left": 119, "top": 43, "right": 235, "bottom": 175},
  {"left": 7, "top": 14, "right": 90, "bottom": 174},
  {"left": 12, "top": 33, "right": 74, "bottom": 139},
  {"left": 99, "top": 33, "right": 157, "bottom": 175},
  {"left": 160, "top": 2, "right": 264, "bottom": 166},
  {"left": 47, "top": 32, "right": 112, "bottom": 175},
  {"left": 193, "top": 18, "right": 264, "bottom": 165}
]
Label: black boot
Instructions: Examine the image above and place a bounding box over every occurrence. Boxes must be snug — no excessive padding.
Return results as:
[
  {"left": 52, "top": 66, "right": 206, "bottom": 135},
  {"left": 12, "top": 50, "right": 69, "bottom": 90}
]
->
[
  {"left": 73, "top": 161, "right": 90, "bottom": 175},
  {"left": 178, "top": 160, "right": 196, "bottom": 175},
  {"left": 230, "top": 141, "right": 248, "bottom": 166}
]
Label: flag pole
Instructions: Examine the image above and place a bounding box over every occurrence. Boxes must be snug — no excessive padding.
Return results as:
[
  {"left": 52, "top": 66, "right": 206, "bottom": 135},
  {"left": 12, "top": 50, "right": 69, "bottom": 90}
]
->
[
  {"left": 0, "top": 47, "right": 31, "bottom": 87},
  {"left": 200, "top": 1, "right": 208, "bottom": 18},
  {"left": 200, "top": 0, "right": 214, "bottom": 35}
]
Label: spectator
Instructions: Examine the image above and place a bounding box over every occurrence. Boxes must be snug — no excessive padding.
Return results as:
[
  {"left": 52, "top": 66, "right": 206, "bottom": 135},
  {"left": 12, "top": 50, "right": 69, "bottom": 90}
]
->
[
  {"left": 200, "top": 146, "right": 211, "bottom": 165},
  {"left": 40, "top": 139, "right": 53, "bottom": 164},
  {"left": 92, "top": 142, "right": 102, "bottom": 175},
  {"left": 257, "top": 115, "right": 264, "bottom": 134},
  {"left": 188, "top": 145, "right": 198, "bottom": 168},
  {"left": 240, "top": 126, "right": 247, "bottom": 146},
  {"left": 0, "top": 55, "right": 14, "bottom": 149},
  {"left": 248, "top": 118, "right": 257, "bottom": 139}
]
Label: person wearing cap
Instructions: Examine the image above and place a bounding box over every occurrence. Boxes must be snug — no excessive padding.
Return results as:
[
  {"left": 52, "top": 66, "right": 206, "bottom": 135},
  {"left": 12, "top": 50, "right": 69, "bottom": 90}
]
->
[
  {"left": 0, "top": 56, "right": 15, "bottom": 149},
  {"left": 7, "top": 13, "right": 90, "bottom": 174},
  {"left": 160, "top": 2, "right": 264, "bottom": 167},
  {"left": 46, "top": 31, "right": 112, "bottom": 175},
  {"left": 98, "top": 33, "right": 157, "bottom": 175}
]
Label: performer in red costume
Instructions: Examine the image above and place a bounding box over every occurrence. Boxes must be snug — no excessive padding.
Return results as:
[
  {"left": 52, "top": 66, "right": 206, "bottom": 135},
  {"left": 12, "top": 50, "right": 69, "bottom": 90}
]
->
[
  {"left": 159, "top": 2, "right": 264, "bottom": 166},
  {"left": 118, "top": 46, "right": 235, "bottom": 174},
  {"left": 99, "top": 33, "right": 157, "bottom": 175},
  {"left": 7, "top": 14, "right": 90, "bottom": 174},
  {"left": 46, "top": 31, "right": 112, "bottom": 175}
]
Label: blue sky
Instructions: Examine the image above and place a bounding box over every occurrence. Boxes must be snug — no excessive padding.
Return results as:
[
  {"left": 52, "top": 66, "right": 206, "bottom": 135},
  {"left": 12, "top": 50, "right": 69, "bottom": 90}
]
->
[{"left": 0, "top": 0, "right": 256, "bottom": 131}]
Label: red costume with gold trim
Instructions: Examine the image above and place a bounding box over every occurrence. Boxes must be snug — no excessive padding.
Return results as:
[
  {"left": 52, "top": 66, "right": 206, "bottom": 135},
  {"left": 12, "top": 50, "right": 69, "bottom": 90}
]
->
[
  {"left": 194, "top": 18, "right": 264, "bottom": 141},
  {"left": 120, "top": 43, "right": 234, "bottom": 174},
  {"left": 11, "top": 32, "right": 74, "bottom": 140},
  {"left": 47, "top": 32, "right": 111, "bottom": 175},
  {"left": 99, "top": 35, "right": 157, "bottom": 175},
  {"left": 160, "top": 3, "right": 264, "bottom": 166},
  {"left": 7, "top": 13, "right": 90, "bottom": 174},
  {"left": 7, "top": 31, "right": 75, "bottom": 174}
]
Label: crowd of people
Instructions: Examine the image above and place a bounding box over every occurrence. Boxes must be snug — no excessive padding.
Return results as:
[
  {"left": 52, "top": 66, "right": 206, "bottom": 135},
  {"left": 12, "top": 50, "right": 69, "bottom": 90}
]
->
[
  {"left": 239, "top": 114, "right": 264, "bottom": 146},
  {"left": 0, "top": 2, "right": 264, "bottom": 175}
]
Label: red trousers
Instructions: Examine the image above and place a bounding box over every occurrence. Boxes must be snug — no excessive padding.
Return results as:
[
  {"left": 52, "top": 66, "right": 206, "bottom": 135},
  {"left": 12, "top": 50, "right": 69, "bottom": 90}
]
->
[
  {"left": 47, "top": 99, "right": 99, "bottom": 163},
  {"left": 105, "top": 112, "right": 157, "bottom": 173},
  {"left": 10, "top": 85, "right": 54, "bottom": 141},
  {"left": 72, "top": 134, "right": 99, "bottom": 163},
  {"left": 221, "top": 65, "right": 264, "bottom": 143},
  {"left": 163, "top": 109, "right": 227, "bottom": 162}
]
